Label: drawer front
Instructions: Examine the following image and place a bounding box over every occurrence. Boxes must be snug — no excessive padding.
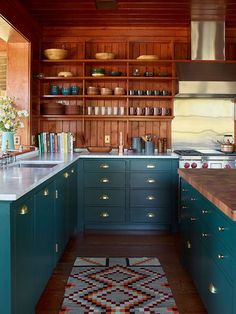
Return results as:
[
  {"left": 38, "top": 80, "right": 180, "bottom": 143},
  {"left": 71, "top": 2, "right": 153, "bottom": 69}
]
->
[
  {"left": 130, "top": 172, "right": 171, "bottom": 188},
  {"left": 130, "top": 207, "right": 171, "bottom": 223},
  {"left": 84, "top": 189, "right": 125, "bottom": 206},
  {"left": 130, "top": 160, "right": 171, "bottom": 171},
  {"left": 84, "top": 160, "right": 126, "bottom": 172},
  {"left": 85, "top": 206, "right": 125, "bottom": 223},
  {"left": 130, "top": 190, "right": 170, "bottom": 207},
  {"left": 85, "top": 173, "right": 125, "bottom": 188},
  {"left": 200, "top": 249, "right": 233, "bottom": 314}
]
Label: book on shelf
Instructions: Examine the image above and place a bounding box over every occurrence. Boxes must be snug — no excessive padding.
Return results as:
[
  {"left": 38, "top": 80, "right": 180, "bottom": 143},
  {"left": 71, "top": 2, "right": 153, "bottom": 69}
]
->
[{"left": 37, "top": 132, "right": 74, "bottom": 153}]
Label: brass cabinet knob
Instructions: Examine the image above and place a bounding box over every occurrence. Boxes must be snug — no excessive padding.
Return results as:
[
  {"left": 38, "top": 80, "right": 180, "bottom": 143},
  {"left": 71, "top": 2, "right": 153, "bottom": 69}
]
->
[
  {"left": 218, "top": 226, "right": 225, "bottom": 232},
  {"left": 190, "top": 217, "right": 197, "bottom": 221},
  {"left": 209, "top": 283, "right": 217, "bottom": 294},
  {"left": 43, "top": 188, "right": 49, "bottom": 196},
  {"left": 217, "top": 254, "right": 225, "bottom": 260},
  {"left": 71, "top": 169, "right": 74, "bottom": 173},
  {"left": 202, "top": 209, "right": 210, "bottom": 214},
  {"left": 100, "top": 178, "right": 109, "bottom": 183},
  {"left": 64, "top": 172, "right": 69, "bottom": 178},
  {"left": 100, "top": 163, "right": 109, "bottom": 169},
  {"left": 19, "top": 205, "right": 29, "bottom": 215},
  {"left": 146, "top": 195, "right": 156, "bottom": 201},
  {"left": 182, "top": 205, "right": 188, "bottom": 209},
  {"left": 182, "top": 188, "right": 189, "bottom": 192},
  {"left": 100, "top": 212, "right": 109, "bottom": 218},
  {"left": 147, "top": 212, "right": 155, "bottom": 218},
  {"left": 146, "top": 164, "right": 155, "bottom": 169},
  {"left": 99, "top": 194, "right": 110, "bottom": 200},
  {"left": 187, "top": 240, "right": 191, "bottom": 249},
  {"left": 190, "top": 197, "right": 197, "bottom": 201},
  {"left": 201, "top": 232, "right": 209, "bottom": 238},
  {"left": 146, "top": 178, "right": 156, "bottom": 184}
]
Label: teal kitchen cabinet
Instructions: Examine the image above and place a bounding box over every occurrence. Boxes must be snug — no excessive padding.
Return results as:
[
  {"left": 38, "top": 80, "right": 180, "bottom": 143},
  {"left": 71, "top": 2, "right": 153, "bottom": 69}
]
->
[
  {"left": 12, "top": 196, "right": 35, "bottom": 314},
  {"left": 0, "top": 160, "right": 78, "bottom": 314},
  {"left": 180, "top": 179, "right": 236, "bottom": 314},
  {"left": 34, "top": 181, "right": 55, "bottom": 299},
  {"left": 78, "top": 158, "right": 178, "bottom": 231}
]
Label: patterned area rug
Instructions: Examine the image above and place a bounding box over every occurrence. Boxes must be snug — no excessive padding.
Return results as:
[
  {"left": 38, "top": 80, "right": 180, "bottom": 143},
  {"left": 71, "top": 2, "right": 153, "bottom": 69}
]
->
[{"left": 60, "top": 257, "right": 178, "bottom": 314}]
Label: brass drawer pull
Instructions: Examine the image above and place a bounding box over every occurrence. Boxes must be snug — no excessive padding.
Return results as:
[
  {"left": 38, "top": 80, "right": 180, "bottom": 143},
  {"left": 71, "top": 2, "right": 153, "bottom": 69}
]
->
[
  {"left": 100, "top": 212, "right": 109, "bottom": 218},
  {"left": 218, "top": 226, "right": 225, "bottom": 232},
  {"left": 190, "top": 217, "right": 197, "bottom": 221},
  {"left": 100, "top": 178, "right": 110, "bottom": 183},
  {"left": 100, "top": 163, "right": 109, "bottom": 169},
  {"left": 99, "top": 194, "right": 110, "bottom": 200},
  {"left": 43, "top": 188, "right": 49, "bottom": 196},
  {"left": 182, "top": 205, "right": 188, "bottom": 209},
  {"left": 146, "top": 178, "right": 156, "bottom": 184},
  {"left": 202, "top": 209, "right": 210, "bottom": 214},
  {"left": 190, "top": 197, "right": 197, "bottom": 201},
  {"left": 182, "top": 188, "right": 189, "bottom": 192},
  {"left": 147, "top": 212, "right": 155, "bottom": 218},
  {"left": 71, "top": 169, "right": 74, "bottom": 173},
  {"left": 146, "top": 195, "right": 156, "bottom": 201},
  {"left": 19, "top": 205, "right": 29, "bottom": 215},
  {"left": 146, "top": 164, "right": 155, "bottom": 169},
  {"left": 64, "top": 172, "right": 69, "bottom": 178},
  {"left": 209, "top": 283, "right": 217, "bottom": 294},
  {"left": 201, "top": 233, "right": 209, "bottom": 238},
  {"left": 217, "top": 254, "right": 225, "bottom": 260},
  {"left": 187, "top": 240, "right": 191, "bottom": 249}
]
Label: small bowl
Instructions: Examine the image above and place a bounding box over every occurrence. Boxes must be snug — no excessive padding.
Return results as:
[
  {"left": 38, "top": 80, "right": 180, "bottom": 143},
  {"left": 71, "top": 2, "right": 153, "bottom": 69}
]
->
[
  {"left": 57, "top": 71, "right": 73, "bottom": 77},
  {"left": 100, "top": 87, "right": 113, "bottom": 95},
  {"left": 110, "top": 71, "right": 122, "bottom": 76},
  {"left": 87, "top": 146, "right": 112, "bottom": 153},
  {"left": 95, "top": 52, "right": 115, "bottom": 60},
  {"left": 114, "top": 87, "right": 125, "bottom": 95},
  {"left": 44, "top": 48, "right": 68, "bottom": 60}
]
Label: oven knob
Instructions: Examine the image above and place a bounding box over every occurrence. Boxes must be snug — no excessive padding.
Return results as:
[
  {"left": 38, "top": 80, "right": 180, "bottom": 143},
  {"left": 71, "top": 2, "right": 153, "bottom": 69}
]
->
[
  {"left": 184, "top": 162, "right": 190, "bottom": 168},
  {"left": 202, "top": 162, "right": 208, "bottom": 168},
  {"left": 191, "top": 162, "right": 198, "bottom": 168},
  {"left": 225, "top": 164, "right": 231, "bottom": 169}
]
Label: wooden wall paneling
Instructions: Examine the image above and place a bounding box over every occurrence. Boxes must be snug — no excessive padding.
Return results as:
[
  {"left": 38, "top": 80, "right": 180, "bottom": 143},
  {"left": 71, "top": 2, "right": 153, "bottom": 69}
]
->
[
  {"left": 174, "top": 42, "right": 190, "bottom": 60},
  {"left": 7, "top": 42, "right": 31, "bottom": 146},
  {"left": 85, "top": 40, "right": 128, "bottom": 59}
]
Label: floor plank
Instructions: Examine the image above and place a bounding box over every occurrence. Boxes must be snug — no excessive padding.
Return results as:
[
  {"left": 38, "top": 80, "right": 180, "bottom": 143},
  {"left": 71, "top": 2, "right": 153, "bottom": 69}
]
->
[{"left": 36, "top": 232, "right": 207, "bottom": 314}]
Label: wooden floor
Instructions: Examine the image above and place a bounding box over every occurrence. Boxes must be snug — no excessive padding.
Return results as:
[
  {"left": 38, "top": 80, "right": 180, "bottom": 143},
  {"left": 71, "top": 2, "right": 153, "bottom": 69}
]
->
[{"left": 36, "top": 232, "right": 207, "bottom": 314}]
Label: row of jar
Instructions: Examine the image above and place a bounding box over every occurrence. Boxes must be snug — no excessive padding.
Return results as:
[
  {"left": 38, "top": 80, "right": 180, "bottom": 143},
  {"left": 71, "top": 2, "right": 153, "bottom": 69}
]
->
[
  {"left": 86, "top": 106, "right": 171, "bottom": 116},
  {"left": 50, "top": 85, "right": 81, "bottom": 95}
]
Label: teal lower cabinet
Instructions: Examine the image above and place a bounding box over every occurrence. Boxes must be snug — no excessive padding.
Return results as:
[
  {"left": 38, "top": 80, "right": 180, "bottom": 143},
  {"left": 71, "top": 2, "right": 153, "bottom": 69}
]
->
[
  {"left": 78, "top": 158, "right": 178, "bottom": 231},
  {"left": 180, "top": 179, "right": 236, "bottom": 314},
  {"left": 0, "top": 161, "right": 78, "bottom": 314}
]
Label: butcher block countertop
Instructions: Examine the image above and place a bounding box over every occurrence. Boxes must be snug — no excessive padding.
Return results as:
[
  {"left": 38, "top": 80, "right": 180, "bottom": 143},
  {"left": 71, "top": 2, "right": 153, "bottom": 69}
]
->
[{"left": 178, "top": 169, "right": 236, "bottom": 221}]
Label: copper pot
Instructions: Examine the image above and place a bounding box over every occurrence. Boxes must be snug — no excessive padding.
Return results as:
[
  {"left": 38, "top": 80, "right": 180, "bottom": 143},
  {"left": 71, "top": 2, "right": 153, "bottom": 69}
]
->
[{"left": 220, "top": 143, "right": 235, "bottom": 153}]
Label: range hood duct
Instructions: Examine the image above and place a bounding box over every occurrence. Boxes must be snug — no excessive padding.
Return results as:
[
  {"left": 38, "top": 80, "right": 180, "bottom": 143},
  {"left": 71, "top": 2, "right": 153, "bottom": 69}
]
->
[{"left": 176, "top": 21, "right": 236, "bottom": 98}]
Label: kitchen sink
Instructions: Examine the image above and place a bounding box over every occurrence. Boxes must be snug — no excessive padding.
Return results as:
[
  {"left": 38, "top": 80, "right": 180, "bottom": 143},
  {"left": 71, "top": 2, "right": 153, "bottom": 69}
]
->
[{"left": 8, "top": 160, "right": 63, "bottom": 168}]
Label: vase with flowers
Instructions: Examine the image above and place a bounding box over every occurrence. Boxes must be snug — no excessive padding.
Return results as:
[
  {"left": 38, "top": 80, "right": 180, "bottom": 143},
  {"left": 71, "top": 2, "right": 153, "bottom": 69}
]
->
[{"left": 0, "top": 96, "right": 28, "bottom": 151}]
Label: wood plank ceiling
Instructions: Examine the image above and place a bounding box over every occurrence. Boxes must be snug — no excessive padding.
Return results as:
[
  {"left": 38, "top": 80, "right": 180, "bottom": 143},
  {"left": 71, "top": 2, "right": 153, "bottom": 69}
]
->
[{"left": 17, "top": 0, "right": 236, "bottom": 28}]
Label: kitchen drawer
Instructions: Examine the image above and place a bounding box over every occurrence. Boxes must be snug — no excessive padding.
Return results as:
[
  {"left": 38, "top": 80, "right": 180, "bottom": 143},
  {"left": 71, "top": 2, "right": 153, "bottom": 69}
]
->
[
  {"left": 84, "top": 189, "right": 125, "bottom": 206},
  {"left": 85, "top": 206, "right": 125, "bottom": 223},
  {"left": 130, "top": 190, "right": 170, "bottom": 207},
  {"left": 200, "top": 247, "right": 233, "bottom": 314},
  {"left": 85, "top": 172, "right": 125, "bottom": 188},
  {"left": 130, "top": 172, "right": 171, "bottom": 188},
  {"left": 130, "top": 207, "right": 171, "bottom": 223},
  {"left": 84, "top": 160, "right": 126, "bottom": 172},
  {"left": 130, "top": 160, "right": 171, "bottom": 171}
]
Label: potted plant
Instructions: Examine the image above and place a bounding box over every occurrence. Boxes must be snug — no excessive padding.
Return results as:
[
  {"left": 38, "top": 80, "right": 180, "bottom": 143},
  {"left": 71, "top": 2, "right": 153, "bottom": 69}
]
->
[{"left": 0, "top": 96, "right": 28, "bottom": 151}]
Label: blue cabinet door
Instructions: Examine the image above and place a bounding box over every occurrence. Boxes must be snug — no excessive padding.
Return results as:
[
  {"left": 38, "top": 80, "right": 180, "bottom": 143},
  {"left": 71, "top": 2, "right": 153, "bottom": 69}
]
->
[
  {"left": 66, "top": 165, "right": 78, "bottom": 238},
  {"left": 34, "top": 181, "right": 55, "bottom": 298},
  {"left": 12, "top": 196, "right": 35, "bottom": 314}
]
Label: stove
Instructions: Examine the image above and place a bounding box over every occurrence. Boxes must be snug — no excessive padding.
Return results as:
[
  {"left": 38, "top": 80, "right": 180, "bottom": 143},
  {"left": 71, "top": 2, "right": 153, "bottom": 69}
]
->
[{"left": 174, "top": 149, "right": 236, "bottom": 169}]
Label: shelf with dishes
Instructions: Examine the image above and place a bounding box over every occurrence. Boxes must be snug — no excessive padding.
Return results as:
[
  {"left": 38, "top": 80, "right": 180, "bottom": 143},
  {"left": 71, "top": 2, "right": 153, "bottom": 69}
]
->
[{"left": 39, "top": 115, "right": 174, "bottom": 121}]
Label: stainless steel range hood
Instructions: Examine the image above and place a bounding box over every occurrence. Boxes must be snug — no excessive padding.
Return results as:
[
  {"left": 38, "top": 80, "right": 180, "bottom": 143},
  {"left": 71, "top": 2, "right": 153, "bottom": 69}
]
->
[{"left": 175, "top": 21, "right": 236, "bottom": 98}]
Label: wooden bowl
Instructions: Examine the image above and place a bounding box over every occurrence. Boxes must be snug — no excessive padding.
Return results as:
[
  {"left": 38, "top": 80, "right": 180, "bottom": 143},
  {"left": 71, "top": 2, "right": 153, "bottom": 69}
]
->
[
  {"left": 100, "top": 87, "right": 113, "bottom": 95},
  {"left": 57, "top": 71, "right": 73, "bottom": 77},
  {"left": 44, "top": 48, "right": 68, "bottom": 60},
  {"left": 95, "top": 52, "right": 115, "bottom": 60},
  {"left": 136, "top": 55, "right": 159, "bottom": 60},
  {"left": 87, "top": 146, "right": 112, "bottom": 153}
]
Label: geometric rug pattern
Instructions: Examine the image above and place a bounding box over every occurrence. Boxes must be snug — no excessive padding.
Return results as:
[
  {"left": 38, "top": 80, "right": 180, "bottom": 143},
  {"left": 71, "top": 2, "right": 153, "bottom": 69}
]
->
[{"left": 60, "top": 257, "right": 179, "bottom": 314}]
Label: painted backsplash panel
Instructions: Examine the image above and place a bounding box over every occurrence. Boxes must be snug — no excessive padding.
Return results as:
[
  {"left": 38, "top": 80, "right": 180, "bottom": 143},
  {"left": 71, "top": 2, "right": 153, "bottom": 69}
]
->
[{"left": 172, "top": 98, "right": 235, "bottom": 149}]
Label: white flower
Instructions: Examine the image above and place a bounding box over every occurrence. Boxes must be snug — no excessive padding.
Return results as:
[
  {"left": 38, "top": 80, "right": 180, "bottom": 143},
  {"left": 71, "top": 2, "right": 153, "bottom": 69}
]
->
[{"left": 0, "top": 96, "right": 28, "bottom": 132}]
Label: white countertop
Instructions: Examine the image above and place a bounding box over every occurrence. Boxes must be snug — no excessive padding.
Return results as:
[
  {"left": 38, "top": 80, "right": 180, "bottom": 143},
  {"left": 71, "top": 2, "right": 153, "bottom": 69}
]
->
[{"left": 0, "top": 150, "right": 179, "bottom": 201}]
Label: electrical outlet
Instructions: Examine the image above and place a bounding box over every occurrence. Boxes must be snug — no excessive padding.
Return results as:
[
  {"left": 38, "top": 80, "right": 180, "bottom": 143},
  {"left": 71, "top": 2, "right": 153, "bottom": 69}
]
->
[
  {"left": 31, "top": 135, "right": 36, "bottom": 145},
  {"left": 104, "top": 135, "right": 110, "bottom": 144},
  {"left": 14, "top": 135, "right": 21, "bottom": 145}
]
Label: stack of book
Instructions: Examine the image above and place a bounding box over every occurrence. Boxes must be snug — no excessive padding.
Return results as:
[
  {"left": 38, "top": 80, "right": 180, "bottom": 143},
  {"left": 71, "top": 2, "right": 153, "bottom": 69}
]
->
[{"left": 38, "top": 132, "right": 74, "bottom": 153}]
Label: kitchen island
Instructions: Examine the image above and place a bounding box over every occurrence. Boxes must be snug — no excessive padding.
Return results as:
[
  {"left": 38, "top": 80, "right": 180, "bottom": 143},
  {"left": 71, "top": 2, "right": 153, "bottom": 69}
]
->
[{"left": 178, "top": 168, "right": 236, "bottom": 314}]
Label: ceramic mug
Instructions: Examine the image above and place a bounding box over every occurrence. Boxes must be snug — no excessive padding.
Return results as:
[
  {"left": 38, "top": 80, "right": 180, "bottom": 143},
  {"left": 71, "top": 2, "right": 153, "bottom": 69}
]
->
[
  {"left": 161, "top": 108, "right": 171, "bottom": 116},
  {"left": 136, "top": 107, "right": 144, "bottom": 115},
  {"left": 144, "top": 107, "right": 154, "bottom": 115},
  {"left": 113, "top": 107, "right": 118, "bottom": 115},
  {"left": 107, "top": 106, "right": 112, "bottom": 115},
  {"left": 87, "top": 106, "right": 93, "bottom": 115},
  {"left": 153, "top": 107, "right": 162, "bottom": 115},
  {"left": 101, "top": 106, "right": 106, "bottom": 115},
  {"left": 119, "top": 107, "right": 125, "bottom": 115},
  {"left": 94, "top": 106, "right": 100, "bottom": 115},
  {"left": 129, "top": 107, "right": 136, "bottom": 115}
]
